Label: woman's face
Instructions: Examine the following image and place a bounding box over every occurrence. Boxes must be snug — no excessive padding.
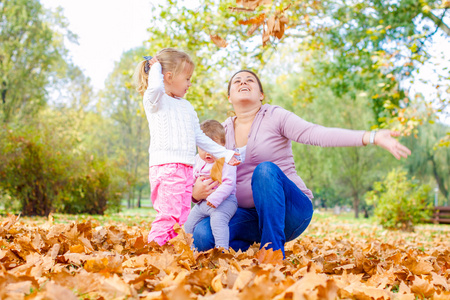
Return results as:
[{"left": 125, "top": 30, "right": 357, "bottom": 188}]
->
[{"left": 228, "top": 72, "right": 264, "bottom": 105}]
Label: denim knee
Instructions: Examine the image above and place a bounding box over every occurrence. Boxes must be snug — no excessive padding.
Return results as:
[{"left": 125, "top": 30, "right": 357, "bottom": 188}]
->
[
  {"left": 192, "top": 218, "right": 215, "bottom": 251},
  {"left": 252, "top": 161, "right": 279, "bottom": 183}
]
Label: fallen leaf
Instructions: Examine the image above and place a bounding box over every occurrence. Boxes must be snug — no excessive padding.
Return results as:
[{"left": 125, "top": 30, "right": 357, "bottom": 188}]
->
[{"left": 255, "top": 247, "right": 283, "bottom": 265}]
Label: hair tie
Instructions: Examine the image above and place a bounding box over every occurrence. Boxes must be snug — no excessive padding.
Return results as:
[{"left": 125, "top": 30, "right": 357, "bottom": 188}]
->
[{"left": 143, "top": 56, "right": 153, "bottom": 73}]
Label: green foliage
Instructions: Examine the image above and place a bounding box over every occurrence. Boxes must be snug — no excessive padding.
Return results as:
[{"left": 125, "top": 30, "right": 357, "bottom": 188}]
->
[
  {"left": 146, "top": 0, "right": 269, "bottom": 115},
  {"left": 204, "top": 0, "right": 449, "bottom": 136},
  {"left": 0, "top": 114, "right": 122, "bottom": 216},
  {"left": 61, "top": 160, "right": 121, "bottom": 215},
  {"left": 0, "top": 125, "right": 69, "bottom": 216},
  {"left": 402, "top": 121, "right": 450, "bottom": 203},
  {"left": 365, "top": 168, "right": 433, "bottom": 231},
  {"left": 0, "top": 0, "right": 74, "bottom": 122}
]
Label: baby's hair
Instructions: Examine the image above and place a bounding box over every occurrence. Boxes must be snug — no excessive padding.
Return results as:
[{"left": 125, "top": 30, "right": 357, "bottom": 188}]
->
[
  {"left": 133, "top": 48, "right": 195, "bottom": 96},
  {"left": 200, "top": 120, "right": 226, "bottom": 145}
]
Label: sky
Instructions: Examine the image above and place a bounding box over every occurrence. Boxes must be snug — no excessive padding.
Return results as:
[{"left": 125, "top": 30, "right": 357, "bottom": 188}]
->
[
  {"left": 41, "top": 0, "right": 156, "bottom": 91},
  {"left": 40, "top": 0, "right": 449, "bottom": 123}
]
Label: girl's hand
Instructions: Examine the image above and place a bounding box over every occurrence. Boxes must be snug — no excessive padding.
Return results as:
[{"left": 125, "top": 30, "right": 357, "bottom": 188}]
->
[
  {"left": 374, "top": 129, "right": 411, "bottom": 159},
  {"left": 192, "top": 176, "right": 218, "bottom": 201},
  {"left": 207, "top": 201, "right": 216, "bottom": 208},
  {"left": 148, "top": 56, "right": 159, "bottom": 68}
]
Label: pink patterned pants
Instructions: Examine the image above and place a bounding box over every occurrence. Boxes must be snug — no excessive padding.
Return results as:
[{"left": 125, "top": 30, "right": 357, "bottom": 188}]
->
[{"left": 147, "top": 163, "right": 194, "bottom": 246}]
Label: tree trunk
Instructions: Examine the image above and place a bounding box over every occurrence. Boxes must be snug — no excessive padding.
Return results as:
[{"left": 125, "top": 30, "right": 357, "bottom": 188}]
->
[
  {"left": 127, "top": 190, "right": 131, "bottom": 209},
  {"left": 137, "top": 186, "right": 142, "bottom": 208},
  {"left": 1, "top": 82, "right": 6, "bottom": 104},
  {"left": 353, "top": 192, "right": 360, "bottom": 218},
  {"left": 430, "top": 156, "right": 449, "bottom": 200}
]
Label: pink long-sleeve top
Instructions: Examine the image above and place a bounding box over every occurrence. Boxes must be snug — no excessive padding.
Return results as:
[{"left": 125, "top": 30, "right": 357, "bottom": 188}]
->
[
  {"left": 223, "top": 104, "right": 365, "bottom": 208},
  {"left": 193, "top": 154, "right": 237, "bottom": 208}
]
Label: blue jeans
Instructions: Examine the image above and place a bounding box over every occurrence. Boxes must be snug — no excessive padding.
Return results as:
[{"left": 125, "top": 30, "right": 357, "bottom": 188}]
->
[{"left": 192, "top": 162, "right": 313, "bottom": 257}]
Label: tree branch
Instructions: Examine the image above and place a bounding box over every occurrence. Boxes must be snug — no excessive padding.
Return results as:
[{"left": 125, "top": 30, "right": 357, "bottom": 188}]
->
[{"left": 423, "top": 9, "right": 450, "bottom": 36}]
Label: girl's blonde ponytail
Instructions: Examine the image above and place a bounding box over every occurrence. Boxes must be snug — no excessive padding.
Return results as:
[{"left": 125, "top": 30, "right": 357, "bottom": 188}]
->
[{"left": 133, "top": 48, "right": 194, "bottom": 96}]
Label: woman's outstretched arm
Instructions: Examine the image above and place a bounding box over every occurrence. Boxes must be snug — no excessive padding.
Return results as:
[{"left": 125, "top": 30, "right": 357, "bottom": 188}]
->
[{"left": 362, "top": 129, "right": 411, "bottom": 160}]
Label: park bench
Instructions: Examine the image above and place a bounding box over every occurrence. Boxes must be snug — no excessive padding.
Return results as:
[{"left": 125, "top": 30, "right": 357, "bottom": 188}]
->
[{"left": 429, "top": 206, "right": 450, "bottom": 224}]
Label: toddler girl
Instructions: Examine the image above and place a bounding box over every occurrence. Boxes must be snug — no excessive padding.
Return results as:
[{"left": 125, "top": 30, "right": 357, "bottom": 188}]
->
[
  {"left": 184, "top": 120, "right": 238, "bottom": 249},
  {"left": 134, "top": 48, "right": 239, "bottom": 246}
]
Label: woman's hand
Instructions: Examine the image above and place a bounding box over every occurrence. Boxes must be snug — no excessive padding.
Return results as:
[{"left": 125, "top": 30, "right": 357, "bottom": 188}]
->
[
  {"left": 373, "top": 129, "right": 411, "bottom": 159},
  {"left": 192, "top": 176, "right": 219, "bottom": 202}
]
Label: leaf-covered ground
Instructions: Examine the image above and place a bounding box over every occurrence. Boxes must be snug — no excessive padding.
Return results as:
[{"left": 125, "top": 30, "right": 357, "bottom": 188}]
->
[{"left": 0, "top": 211, "right": 449, "bottom": 299}]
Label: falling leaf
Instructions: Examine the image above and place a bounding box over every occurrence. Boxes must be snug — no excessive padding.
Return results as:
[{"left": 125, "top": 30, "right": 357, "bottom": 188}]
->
[
  {"left": 236, "top": 0, "right": 272, "bottom": 10},
  {"left": 210, "top": 34, "right": 228, "bottom": 48},
  {"left": 228, "top": 6, "right": 255, "bottom": 12},
  {"left": 238, "top": 13, "right": 266, "bottom": 25}
]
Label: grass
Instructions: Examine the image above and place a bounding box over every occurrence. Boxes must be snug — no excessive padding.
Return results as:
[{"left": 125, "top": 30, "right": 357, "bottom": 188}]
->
[
  {"left": 4, "top": 206, "right": 449, "bottom": 241},
  {"left": 306, "top": 208, "right": 450, "bottom": 250},
  {"left": 312, "top": 208, "right": 377, "bottom": 225},
  {"left": 9, "top": 207, "right": 157, "bottom": 227}
]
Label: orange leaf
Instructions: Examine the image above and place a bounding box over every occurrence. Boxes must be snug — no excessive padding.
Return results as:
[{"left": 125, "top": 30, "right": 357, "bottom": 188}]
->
[
  {"left": 255, "top": 247, "right": 283, "bottom": 264},
  {"left": 210, "top": 34, "right": 228, "bottom": 48},
  {"left": 238, "top": 13, "right": 265, "bottom": 25},
  {"left": 69, "top": 244, "right": 84, "bottom": 253},
  {"left": 133, "top": 235, "right": 146, "bottom": 249},
  {"left": 210, "top": 157, "right": 225, "bottom": 184},
  {"left": 247, "top": 23, "right": 262, "bottom": 36}
]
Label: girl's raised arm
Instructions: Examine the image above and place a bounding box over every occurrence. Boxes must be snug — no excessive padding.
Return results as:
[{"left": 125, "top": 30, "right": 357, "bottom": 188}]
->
[{"left": 142, "top": 58, "right": 165, "bottom": 113}]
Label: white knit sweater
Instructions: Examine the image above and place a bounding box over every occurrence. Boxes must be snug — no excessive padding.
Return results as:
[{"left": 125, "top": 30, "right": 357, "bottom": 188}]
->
[{"left": 143, "top": 63, "right": 234, "bottom": 167}]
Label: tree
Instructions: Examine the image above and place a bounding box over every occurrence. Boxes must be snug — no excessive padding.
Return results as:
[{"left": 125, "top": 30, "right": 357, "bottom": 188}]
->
[
  {"left": 164, "top": 0, "right": 450, "bottom": 137},
  {"left": 98, "top": 48, "right": 150, "bottom": 208},
  {"left": 403, "top": 121, "right": 450, "bottom": 203},
  {"left": 0, "top": 0, "right": 75, "bottom": 123}
]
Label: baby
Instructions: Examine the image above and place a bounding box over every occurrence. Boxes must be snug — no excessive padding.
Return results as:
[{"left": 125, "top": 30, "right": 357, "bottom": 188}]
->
[{"left": 184, "top": 120, "right": 238, "bottom": 249}]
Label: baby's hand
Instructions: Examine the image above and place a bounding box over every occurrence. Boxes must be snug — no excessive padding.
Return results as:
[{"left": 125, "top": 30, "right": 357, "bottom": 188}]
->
[
  {"left": 207, "top": 201, "right": 216, "bottom": 208},
  {"left": 227, "top": 156, "right": 240, "bottom": 166}
]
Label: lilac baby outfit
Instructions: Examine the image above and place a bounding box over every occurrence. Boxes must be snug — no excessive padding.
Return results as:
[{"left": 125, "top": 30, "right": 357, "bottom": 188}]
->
[{"left": 184, "top": 155, "right": 237, "bottom": 249}]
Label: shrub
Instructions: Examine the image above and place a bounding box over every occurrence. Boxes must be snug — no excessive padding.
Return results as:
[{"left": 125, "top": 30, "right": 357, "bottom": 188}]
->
[
  {"left": 62, "top": 160, "right": 122, "bottom": 214},
  {"left": 365, "top": 168, "right": 432, "bottom": 232},
  {"left": 0, "top": 128, "right": 70, "bottom": 216},
  {"left": 0, "top": 125, "right": 123, "bottom": 216}
]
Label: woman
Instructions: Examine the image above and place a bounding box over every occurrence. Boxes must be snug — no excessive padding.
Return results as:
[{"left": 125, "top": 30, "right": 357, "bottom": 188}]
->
[{"left": 191, "top": 70, "right": 411, "bottom": 257}]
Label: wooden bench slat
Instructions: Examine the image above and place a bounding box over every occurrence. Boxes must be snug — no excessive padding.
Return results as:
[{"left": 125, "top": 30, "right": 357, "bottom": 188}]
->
[
  {"left": 428, "top": 207, "right": 450, "bottom": 224},
  {"left": 434, "top": 206, "right": 450, "bottom": 212},
  {"left": 432, "top": 219, "right": 450, "bottom": 224}
]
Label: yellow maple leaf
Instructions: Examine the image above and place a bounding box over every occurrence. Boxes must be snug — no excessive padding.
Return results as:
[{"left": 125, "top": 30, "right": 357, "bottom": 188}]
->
[{"left": 210, "top": 157, "right": 225, "bottom": 184}]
